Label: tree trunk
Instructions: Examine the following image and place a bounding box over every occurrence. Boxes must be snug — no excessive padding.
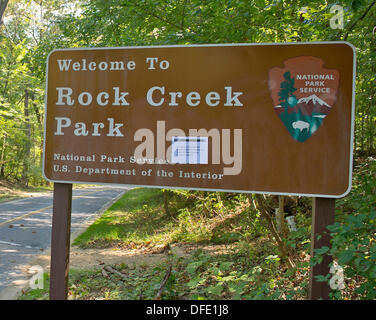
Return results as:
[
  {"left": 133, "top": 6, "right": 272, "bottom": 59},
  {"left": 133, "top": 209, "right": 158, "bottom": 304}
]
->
[
  {"left": 22, "top": 89, "right": 31, "bottom": 186},
  {"left": 251, "top": 194, "right": 295, "bottom": 269},
  {"left": 0, "top": 134, "right": 6, "bottom": 177},
  {"left": 276, "top": 196, "right": 285, "bottom": 235},
  {"left": 0, "top": 0, "right": 9, "bottom": 25},
  {"left": 163, "top": 189, "right": 170, "bottom": 216}
]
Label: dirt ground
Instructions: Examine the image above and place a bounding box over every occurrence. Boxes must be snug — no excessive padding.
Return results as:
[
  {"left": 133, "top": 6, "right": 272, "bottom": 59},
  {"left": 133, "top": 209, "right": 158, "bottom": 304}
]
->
[
  {"left": 31, "top": 242, "right": 237, "bottom": 272},
  {"left": 0, "top": 243, "right": 231, "bottom": 300}
]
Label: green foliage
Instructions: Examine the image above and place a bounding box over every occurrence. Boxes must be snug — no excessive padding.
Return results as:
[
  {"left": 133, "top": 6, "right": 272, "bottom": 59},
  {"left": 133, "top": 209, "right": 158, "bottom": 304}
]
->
[
  {"left": 0, "top": 0, "right": 61, "bottom": 185},
  {"left": 330, "top": 158, "right": 376, "bottom": 299},
  {"left": 284, "top": 211, "right": 311, "bottom": 251},
  {"left": 180, "top": 247, "right": 309, "bottom": 300},
  {"left": 313, "top": 158, "right": 376, "bottom": 299}
]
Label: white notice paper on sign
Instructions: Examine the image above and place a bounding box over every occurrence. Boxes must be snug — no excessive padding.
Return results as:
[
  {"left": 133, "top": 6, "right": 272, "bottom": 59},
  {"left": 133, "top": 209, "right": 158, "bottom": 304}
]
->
[{"left": 171, "top": 137, "right": 208, "bottom": 164}]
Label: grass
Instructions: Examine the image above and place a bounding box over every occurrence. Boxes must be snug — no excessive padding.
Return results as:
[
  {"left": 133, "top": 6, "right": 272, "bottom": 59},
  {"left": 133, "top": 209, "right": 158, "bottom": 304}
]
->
[
  {"left": 73, "top": 188, "right": 179, "bottom": 248},
  {"left": 73, "top": 187, "right": 258, "bottom": 249},
  {"left": 18, "top": 272, "right": 50, "bottom": 300},
  {"left": 0, "top": 193, "right": 20, "bottom": 203}
]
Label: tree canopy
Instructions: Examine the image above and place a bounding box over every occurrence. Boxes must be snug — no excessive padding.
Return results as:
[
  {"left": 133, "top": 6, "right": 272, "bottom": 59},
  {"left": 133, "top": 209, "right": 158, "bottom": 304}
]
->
[{"left": 0, "top": 0, "right": 374, "bottom": 184}]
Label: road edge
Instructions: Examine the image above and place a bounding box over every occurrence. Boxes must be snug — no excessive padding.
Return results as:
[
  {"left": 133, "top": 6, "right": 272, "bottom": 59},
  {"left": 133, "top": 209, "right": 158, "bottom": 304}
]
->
[{"left": 0, "top": 188, "right": 128, "bottom": 300}]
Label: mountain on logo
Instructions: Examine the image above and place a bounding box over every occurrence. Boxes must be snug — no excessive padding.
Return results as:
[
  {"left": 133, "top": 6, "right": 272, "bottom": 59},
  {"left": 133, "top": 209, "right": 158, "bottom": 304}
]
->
[
  {"left": 274, "top": 94, "right": 331, "bottom": 116},
  {"left": 298, "top": 94, "right": 330, "bottom": 107}
]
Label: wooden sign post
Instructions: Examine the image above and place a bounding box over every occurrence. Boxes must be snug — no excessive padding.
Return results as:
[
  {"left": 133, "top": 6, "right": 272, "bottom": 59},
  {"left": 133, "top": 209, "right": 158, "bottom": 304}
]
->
[
  {"left": 49, "top": 183, "right": 72, "bottom": 300},
  {"left": 309, "top": 197, "right": 336, "bottom": 300},
  {"left": 43, "top": 42, "right": 355, "bottom": 300}
]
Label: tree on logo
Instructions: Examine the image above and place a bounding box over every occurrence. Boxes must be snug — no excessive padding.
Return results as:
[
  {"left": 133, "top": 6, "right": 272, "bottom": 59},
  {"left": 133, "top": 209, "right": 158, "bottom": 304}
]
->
[{"left": 278, "top": 71, "right": 297, "bottom": 114}]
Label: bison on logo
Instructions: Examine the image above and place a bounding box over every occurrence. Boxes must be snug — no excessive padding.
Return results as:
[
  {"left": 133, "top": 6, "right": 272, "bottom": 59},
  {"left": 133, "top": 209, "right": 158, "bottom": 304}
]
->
[{"left": 268, "top": 56, "right": 339, "bottom": 142}]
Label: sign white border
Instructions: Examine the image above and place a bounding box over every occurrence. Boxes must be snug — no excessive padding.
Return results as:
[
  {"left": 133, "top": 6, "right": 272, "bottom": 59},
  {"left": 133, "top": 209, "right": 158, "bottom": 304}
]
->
[{"left": 42, "top": 41, "right": 356, "bottom": 198}]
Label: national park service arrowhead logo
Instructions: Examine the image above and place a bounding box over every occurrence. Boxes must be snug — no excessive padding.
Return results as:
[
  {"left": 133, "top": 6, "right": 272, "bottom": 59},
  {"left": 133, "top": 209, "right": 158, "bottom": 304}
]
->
[{"left": 268, "top": 56, "right": 339, "bottom": 142}]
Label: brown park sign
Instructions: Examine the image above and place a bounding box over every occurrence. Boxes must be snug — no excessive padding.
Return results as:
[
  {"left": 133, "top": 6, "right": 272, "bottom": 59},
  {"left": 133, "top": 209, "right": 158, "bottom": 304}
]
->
[{"left": 43, "top": 42, "right": 356, "bottom": 198}]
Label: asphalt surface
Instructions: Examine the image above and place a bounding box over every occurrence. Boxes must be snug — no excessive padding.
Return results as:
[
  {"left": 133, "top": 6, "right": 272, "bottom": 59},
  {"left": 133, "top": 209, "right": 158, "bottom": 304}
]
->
[{"left": 0, "top": 186, "right": 129, "bottom": 299}]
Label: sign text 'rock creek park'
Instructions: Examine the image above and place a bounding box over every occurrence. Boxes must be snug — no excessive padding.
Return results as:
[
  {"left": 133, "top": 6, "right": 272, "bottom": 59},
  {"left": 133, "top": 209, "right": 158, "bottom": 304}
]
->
[{"left": 43, "top": 42, "right": 355, "bottom": 197}]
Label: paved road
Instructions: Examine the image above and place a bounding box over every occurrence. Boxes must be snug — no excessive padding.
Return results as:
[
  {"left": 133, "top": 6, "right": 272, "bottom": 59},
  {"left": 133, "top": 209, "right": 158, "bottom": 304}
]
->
[{"left": 0, "top": 186, "right": 129, "bottom": 299}]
